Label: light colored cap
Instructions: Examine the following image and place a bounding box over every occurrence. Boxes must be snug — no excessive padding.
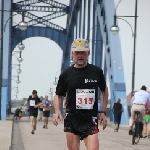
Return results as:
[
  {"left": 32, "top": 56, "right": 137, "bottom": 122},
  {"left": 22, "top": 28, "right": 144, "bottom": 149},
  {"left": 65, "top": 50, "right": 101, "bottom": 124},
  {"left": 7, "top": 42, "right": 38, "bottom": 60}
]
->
[{"left": 71, "top": 38, "right": 90, "bottom": 51}]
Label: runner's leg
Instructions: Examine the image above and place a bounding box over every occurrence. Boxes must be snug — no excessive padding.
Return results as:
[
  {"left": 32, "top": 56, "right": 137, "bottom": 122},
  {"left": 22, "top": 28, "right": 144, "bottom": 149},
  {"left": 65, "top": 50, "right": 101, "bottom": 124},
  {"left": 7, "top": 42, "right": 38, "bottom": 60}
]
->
[
  {"left": 30, "top": 116, "right": 35, "bottom": 133},
  {"left": 84, "top": 133, "right": 99, "bottom": 150},
  {"left": 34, "top": 117, "right": 37, "bottom": 130},
  {"left": 66, "top": 132, "right": 80, "bottom": 150},
  {"left": 46, "top": 117, "right": 48, "bottom": 128}
]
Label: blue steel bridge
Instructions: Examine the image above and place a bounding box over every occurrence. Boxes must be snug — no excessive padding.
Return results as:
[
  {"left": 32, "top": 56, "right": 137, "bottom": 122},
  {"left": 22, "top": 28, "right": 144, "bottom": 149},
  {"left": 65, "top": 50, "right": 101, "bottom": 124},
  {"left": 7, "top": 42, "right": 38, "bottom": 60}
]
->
[{"left": 0, "top": 0, "right": 129, "bottom": 124}]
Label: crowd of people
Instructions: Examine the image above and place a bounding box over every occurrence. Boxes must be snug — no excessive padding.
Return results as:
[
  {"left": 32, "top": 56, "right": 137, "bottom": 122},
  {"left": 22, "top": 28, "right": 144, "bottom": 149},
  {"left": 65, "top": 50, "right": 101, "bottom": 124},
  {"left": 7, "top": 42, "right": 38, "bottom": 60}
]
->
[{"left": 24, "top": 90, "right": 52, "bottom": 134}]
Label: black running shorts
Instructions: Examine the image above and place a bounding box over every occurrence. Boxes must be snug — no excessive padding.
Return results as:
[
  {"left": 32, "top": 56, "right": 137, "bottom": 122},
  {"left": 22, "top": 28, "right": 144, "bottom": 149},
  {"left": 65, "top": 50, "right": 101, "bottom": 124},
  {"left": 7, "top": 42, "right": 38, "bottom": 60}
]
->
[
  {"left": 43, "top": 110, "right": 50, "bottom": 117},
  {"left": 64, "top": 113, "right": 99, "bottom": 140},
  {"left": 29, "top": 111, "right": 38, "bottom": 118}
]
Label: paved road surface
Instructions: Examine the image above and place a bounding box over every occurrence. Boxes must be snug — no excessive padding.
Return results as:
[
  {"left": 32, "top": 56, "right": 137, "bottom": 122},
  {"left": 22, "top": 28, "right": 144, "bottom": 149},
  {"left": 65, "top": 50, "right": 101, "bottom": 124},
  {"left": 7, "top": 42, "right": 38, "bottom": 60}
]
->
[{"left": 10, "top": 117, "right": 150, "bottom": 150}]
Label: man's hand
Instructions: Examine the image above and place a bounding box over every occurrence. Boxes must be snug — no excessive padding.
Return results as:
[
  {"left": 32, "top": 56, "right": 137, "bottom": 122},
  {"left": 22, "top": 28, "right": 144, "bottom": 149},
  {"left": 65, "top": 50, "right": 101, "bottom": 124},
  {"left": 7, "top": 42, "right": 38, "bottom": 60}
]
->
[
  {"left": 99, "top": 113, "right": 107, "bottom": 130},
  {"left": 34, "top": 105, "right": 38, "bottom": 108},
  {"left": 53, "top": 111, "right": 63, "bottom": 126}
]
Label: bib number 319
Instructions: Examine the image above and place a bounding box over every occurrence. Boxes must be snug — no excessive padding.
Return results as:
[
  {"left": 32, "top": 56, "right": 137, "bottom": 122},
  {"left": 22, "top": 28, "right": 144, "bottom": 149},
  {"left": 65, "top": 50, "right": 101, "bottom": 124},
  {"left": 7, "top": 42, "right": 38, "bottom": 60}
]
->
[{"left": 76, "top": 89, "right": 95, "bottom": 109}]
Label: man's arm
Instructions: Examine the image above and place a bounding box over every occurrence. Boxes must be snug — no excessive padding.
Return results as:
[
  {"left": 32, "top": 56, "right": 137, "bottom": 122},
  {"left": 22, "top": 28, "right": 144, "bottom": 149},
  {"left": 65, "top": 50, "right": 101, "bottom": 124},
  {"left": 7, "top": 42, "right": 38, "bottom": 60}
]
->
[
  {"left": 101, "top": 86, "right": 108, "bottom": 111},
  {"left": 54, "top": 95, "right": 62, "bottom": 113},
  {"left": 24, "top": 101, "right": 27, "bottom": 106},
  {"left": 53, "top": 95, "right": 63, "bottom": 126},
  {"left": 99, "top": 86, "right": 108, "bottom": 130}
]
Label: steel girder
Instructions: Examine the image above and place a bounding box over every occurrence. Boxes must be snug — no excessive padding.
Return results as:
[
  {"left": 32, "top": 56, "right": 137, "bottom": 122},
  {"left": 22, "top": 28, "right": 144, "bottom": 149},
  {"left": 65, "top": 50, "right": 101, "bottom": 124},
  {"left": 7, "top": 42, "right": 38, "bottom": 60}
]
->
[
  {"left": 11, "top": 26, "right": 66, "bottom": 52},
  {"left": 63, "top": 0, "right": 128, "bottom": 124},
  {"left": 13, "top": 0, "right": 68, "bottom": 12},
  {"left": 0, "top": 0, "right": 68, "bottom": 120},
  {"left": 13, "top": 11, "right": 66, "bottom": 28},
  {"left": 14, "top": 0, "right": 67, "bottom": 8},
  {"left": 13, "top": 0, "right": 69, "bottom": 28}
]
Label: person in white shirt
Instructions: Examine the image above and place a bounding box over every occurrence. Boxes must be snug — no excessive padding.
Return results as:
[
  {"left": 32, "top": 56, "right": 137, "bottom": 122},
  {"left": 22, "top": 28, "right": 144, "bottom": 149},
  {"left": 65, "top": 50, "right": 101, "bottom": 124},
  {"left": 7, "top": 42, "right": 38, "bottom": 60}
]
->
[{"left": 129, "top": 85, "right": 150, "bottom": 135}]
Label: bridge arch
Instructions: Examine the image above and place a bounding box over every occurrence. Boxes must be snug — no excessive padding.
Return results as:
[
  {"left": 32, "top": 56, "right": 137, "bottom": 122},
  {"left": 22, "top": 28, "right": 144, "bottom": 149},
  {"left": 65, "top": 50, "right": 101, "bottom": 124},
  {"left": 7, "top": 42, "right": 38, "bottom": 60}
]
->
[
  {"left": 11, "top": 26, "right": 66, "bottom": 52},
  {"left": 12, "top": 36, "right": 63, "bottom": 99}
]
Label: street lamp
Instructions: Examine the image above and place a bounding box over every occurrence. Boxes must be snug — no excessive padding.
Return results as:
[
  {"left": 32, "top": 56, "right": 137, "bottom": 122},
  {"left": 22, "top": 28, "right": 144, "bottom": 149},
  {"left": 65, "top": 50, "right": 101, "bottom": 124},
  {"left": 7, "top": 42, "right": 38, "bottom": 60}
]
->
[
  {"left": 12, "top": 51, "right": 23, "bottom": 63},
  {"left": 12, "top": 64, "right": 22, "bottom": 74},
  {"left": 10, "top": 36, "right": 25, "bottom": 51},
  {"left": 12, "top": 86, "right": 19, "bottom": 94},
  {"left": 11, "top": 75, "right": 21, "bottom": 84},
  {"left": 53, "top": 70, "right": 61, "bottom": 85},
  {"left": 110, "top": 0, "right": 138, "bottom": 97},
  {"left": 11, "top": 94, "right": 18, "bottom": 101},
  {"left": 18, "top": 42, "right": 25, "bottom": 51},
  {"left": 2, "top": 11, "right": 27, "bottom": 32},
  {"left": 18, "top": 12, "right": 28, "bottom": 30}
]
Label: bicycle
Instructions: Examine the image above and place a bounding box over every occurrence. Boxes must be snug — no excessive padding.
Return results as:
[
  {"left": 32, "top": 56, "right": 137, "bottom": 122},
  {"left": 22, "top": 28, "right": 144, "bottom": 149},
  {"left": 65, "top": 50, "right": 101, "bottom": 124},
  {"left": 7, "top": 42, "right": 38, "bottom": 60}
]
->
[{"left": 132, "top": 111, "right": 143, "bottom": 145}]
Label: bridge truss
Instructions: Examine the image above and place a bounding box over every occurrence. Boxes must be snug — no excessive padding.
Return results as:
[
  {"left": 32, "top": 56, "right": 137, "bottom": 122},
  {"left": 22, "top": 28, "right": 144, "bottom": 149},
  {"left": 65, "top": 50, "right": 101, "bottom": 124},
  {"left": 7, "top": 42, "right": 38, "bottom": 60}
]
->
[{"left": 0, "top": 0, "right": 128, "bottom": 124}]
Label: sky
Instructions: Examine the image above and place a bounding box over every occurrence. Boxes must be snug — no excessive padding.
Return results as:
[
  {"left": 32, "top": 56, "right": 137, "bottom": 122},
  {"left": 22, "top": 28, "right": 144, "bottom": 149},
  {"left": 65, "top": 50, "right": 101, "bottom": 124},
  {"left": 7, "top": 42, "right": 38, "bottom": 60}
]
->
[{"left": 11, "top": 0, "right": 150, "bottom": 100}]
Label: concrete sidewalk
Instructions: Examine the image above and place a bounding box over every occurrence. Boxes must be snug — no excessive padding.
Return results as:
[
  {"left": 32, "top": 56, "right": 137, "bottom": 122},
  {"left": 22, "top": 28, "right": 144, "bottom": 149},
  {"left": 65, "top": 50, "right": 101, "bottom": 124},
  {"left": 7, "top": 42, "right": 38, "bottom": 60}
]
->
[
  {"left": 14, "top": 117, "right": 150, "bottom": 150},
  {"left": 0, "top": 117, "right": 12, "bottom": 150},
  {"left": 1, "top": 116, "right": 150, "bottom": 150}
]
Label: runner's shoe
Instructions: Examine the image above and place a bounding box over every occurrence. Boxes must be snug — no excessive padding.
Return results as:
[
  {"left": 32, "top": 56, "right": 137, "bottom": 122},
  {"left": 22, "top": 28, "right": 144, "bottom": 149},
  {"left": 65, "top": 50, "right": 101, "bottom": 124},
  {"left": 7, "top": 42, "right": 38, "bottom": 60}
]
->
[
  {"left": 31, "top": 130, "right": 34, "bottom": 134},
  {"left": 43, "top": 125, "right": 45, "bottom": 129}
]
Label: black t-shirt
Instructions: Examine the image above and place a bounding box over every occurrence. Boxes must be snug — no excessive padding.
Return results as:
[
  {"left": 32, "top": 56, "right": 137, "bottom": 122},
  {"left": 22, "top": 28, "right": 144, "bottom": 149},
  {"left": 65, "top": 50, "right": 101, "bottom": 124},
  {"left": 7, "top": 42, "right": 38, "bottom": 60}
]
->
[
  {"left": 28, "top": 95, "right": 40, "bottom": 112},
  {"left": 113, "top": 103, "right": 123, "bottom": 114},
  {"left": 56, "top": 63, "right": 106, "bottom": 116}
]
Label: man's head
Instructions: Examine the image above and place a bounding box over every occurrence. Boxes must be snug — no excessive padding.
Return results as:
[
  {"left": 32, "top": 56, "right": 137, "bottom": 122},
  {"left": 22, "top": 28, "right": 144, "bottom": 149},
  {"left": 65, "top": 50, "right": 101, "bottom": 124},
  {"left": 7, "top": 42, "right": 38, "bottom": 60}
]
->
[
  {"left": 117, "top": 98, "right": 121, "bottom": 103},
  {"left": 45, "top": 95, "right": 48, "bottom": 100},
  {"left": 32, "top": 90, "right": 37, "bottom": 97},
  {"left": 141, "top": 85, "right": 147, "bottom": 91},
  {"left": 71, "top": 38, "right": 90, "bottom": 67}
]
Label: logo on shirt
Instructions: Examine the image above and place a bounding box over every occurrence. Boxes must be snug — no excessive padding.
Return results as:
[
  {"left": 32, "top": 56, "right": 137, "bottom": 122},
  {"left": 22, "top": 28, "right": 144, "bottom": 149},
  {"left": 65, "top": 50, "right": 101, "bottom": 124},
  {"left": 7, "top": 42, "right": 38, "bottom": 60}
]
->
[
  {"left": 77, "top": 90, "right": 95, "bottom": 93},
  {"left": 85, "top": 79, "right": 97, "bottom": 83}
]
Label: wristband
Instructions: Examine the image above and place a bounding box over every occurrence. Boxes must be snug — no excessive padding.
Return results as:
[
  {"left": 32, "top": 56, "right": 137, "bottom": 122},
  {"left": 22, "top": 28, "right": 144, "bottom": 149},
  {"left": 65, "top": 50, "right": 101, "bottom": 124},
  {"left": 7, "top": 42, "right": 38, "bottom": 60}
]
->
[{"left": 99, "top": 111, "right": 106, "bottom": 116}]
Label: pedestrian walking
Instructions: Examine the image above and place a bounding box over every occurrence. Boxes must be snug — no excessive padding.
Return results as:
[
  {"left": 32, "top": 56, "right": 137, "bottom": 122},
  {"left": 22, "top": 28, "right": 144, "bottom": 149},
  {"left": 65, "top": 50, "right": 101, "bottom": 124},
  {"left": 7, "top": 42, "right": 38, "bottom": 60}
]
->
[
  {"left": 53, "top": 38, "right": 108, "bottom": 150},
  {"left": 112, "top": 98, "right": 124, "bottom": 132},
  {"left": 24, "top": 90, "right": 40, "bottom": 134},
  {"left": 42, "top": 95, "right": 51, "bottom": 129}
]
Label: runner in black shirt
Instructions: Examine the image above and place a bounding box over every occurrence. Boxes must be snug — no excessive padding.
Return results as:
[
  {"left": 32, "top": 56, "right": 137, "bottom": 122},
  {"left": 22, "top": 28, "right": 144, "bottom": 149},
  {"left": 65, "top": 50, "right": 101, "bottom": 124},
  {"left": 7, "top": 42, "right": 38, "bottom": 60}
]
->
[
  {"left": 24, "top": 90, "right": 40, "bottom": 134},
  {"left": 53, "top": 38, "right": 108, "bottom": 150}
]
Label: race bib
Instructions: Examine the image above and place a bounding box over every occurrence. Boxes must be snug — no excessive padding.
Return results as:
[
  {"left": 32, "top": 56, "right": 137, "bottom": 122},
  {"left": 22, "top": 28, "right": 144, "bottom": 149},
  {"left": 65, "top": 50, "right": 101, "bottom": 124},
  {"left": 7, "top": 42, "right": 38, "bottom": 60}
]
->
[
  {"left": 30, "top": 100, "right": 35, "bottom": 106},
  {"left": 76, "top": 89, "right": 95, "bottom": 109}
]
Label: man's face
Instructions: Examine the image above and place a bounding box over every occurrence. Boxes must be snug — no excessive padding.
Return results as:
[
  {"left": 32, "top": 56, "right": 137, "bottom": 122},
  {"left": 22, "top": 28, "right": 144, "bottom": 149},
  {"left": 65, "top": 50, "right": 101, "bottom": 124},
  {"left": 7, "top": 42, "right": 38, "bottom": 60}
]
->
[
  {"left": 45, "top": 96, "right": 48, "bottom": 100},
  {"left": 72, "top": 51, "right": 90, "bottom": 66},
  {"left": 33, "top": 93, "right": 37, "bottom": 98}
]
